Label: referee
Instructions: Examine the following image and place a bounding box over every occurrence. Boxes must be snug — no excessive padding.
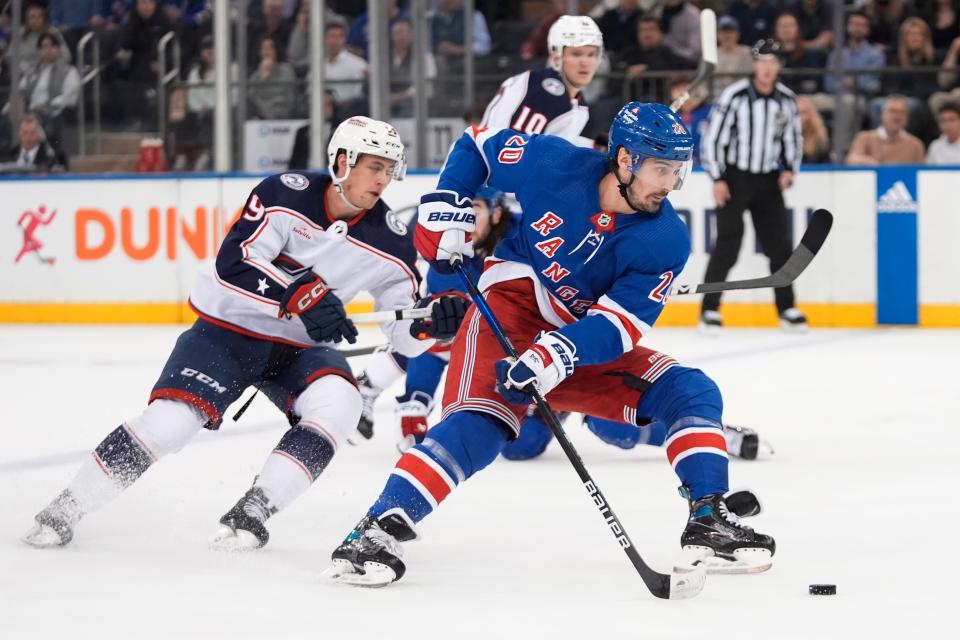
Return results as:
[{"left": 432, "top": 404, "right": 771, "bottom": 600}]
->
[{"left": 700, "top": 39, "right": 806, "bottom": 333}]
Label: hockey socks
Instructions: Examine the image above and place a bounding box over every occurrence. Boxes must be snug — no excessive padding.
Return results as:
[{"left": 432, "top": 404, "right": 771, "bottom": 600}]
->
[
  {"left": 368, "top": 411, "right": 508, "bottom": 522},
  {"left": 254, "top": 424, "right": 336, "bottom": 511}
]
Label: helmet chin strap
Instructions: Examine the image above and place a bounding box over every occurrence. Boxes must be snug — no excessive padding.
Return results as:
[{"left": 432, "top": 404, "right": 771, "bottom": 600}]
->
[
  {"left": 610, "top": 158, "right": 646, "bottom": 212},
  {"left": 330, "top": 163, "right": 364, "bottom": 212}
]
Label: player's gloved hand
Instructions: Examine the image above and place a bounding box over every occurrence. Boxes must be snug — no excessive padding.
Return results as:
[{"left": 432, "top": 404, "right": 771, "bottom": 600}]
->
[
  {"left": 278, "top": 272, "right": 358, "bottom": 344},
  {"left": 409, "top": 292, "right": 471, "bottom": 340},
  {"left": 396, "top": 392, "right": 432, "bottom": 452},
  {"left": 414, "top": 190, "right": 475, "bottom": 274},
  {"left": 495, "top": 331, "right": 578, "bottom": 405}
]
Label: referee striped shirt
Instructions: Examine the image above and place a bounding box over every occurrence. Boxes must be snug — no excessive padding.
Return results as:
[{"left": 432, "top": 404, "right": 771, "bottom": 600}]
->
[{"left": 701, "top": 78, "right": 803, "bottom": 180}]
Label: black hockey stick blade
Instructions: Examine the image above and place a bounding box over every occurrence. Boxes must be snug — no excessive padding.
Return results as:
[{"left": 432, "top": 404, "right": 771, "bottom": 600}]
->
[{"left": 672, "top": 208, "right": 833, "bottom": 296}]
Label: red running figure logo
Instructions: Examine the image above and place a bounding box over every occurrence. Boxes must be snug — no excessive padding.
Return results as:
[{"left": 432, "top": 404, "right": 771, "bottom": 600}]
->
[{"left": 16, "top": 205, "right": 57, "bottom": 265}]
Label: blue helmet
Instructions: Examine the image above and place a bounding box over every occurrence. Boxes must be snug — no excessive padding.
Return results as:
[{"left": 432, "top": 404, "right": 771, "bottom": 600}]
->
[{"left": 607, "top": 102, "right": 694, "bottom": 166}]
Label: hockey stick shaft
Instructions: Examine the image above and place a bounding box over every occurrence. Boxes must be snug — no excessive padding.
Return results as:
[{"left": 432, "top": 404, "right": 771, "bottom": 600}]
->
[
  {"left": 451, "top": 258, "right": 678, "bottom": 600},
  {"left": 351, "top": 307, "right": 432, "bottom": 323},
  {"left": 669, "top": 208, "right": 833, "bottom": 297},
  {"left": 669, "top": 9, "right": 716, "bottom": 112}
]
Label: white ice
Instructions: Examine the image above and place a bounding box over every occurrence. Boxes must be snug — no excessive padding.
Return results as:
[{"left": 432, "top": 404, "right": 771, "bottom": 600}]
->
[{"left": 0, "top": 324, "right": 955, "bottom": 639}]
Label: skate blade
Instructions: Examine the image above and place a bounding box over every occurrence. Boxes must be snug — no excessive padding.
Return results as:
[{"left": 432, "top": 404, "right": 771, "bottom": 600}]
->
[
  {"left": 21, "top": 523, "right": 67, "bottom": 548},
  {"left": 779, "top": 321, "right": 808, "bottom": 334},
  {"left": 326, "top": 560, "right": 397, "bottom": 588},
  {"left": 676, "top": 545, "right": 772, "bottom": 575},
  {"left": 669, "top": 565, "right": 707, "bottom": 600},
  {"left": 209, "top": 526, "right": 262, "bottom": 552}
]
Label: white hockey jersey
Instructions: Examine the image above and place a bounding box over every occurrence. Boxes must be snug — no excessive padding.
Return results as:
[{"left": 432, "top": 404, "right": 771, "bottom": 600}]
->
[{"left": 189, "top": 172, "right": 430, "bottom": 358}]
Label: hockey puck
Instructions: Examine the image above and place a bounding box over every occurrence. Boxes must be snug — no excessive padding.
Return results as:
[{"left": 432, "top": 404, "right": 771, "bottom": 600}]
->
[{"left": 809, "top": 584, "right": 837, "bottom": 595}]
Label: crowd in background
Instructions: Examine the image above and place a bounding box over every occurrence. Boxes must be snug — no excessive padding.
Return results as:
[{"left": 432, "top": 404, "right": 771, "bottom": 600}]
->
[{"left": 1, "top": 0, "right": 959, "bottom": 173}]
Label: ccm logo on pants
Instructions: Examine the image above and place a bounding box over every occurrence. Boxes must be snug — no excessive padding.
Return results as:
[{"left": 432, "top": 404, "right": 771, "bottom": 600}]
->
[{"left": 179, "top": 368, "right": 227, "bottom": 394}]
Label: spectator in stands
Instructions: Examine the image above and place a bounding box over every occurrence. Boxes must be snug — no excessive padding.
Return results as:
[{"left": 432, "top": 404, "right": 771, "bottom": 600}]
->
[
  {"left": 391, "top": 18, "right": 436, "bottom": 117},
  {"left": 618, "top": 16, "right": 695, "bottom": 102},
  {"left": 789, "top": 0, "right": 833, "bottom": 52},
  {"left": 317, "top": 21, "right": 368, "bottom": 103},
  {"left": 668, "top": 75, "right": 710, "bottom": 165},
  {"left": 796, "top": 95, "right": 830, "bottom": 163},
  {"left": 923, "top": 0, "right": 959, "bottom": 52},
  {"left": 774, "top": 12, "right": 825, "bottom": 95},
  {"left": 347, "top": 0, "right": 411, "bottom": 59},
  {"left": 824, "top": 10, "right": 884, "bottom": 97},
  {"left": 6, "top": 113, "right": 67, "bottom": 172},
  {"left": 49, "top": 0, "right": 109, "bottom": 54},
  {"left": 247, "top": 36, "right": 295, "bottom": 120},
  {"left": 287, "top": 2, "right": 349, "bottom": 74},
  {"left": 287, "top": 90, "right": 341, "bottom": 170},
  {"left": 931, "top": 36, "right": 960, "bottom": 113},
  {"left": 18, "top": 3, "right": 70, "bottom": 73},
  {"left": 170, "top": 34, "right": 216, "bottom": 171},
  {"left": 19, "top": 33, "right": 79, "bottom": 150},
  {"left": 885, "top": 17, "right": 939, "bottom": 100},
  {"left": 652, "top": 0, "right": 701, "bottom": 63},
  {"left": 846, "top": 95, "right": 925, "bottom": 165},
  {"left": 715, "top": 15, "right": 753, "bottom": 94},
  {"left": 926, "top": 101, "right": 960, "bottom": 164},
  {"left": 247, "top": 0, "right": 293, "bottom": 71},
  {"left": 724, "top": 0, "right": 778, "bottom": 46},
  {"left": 520, "top": 0, "right": 564, "bottom": 61},
  {"left": 864, "top": 0, "right": 912, "bottom": 53},
  {"left": 430, "top": 0, "right": 492, "bottom": 58},
  {"left": 597, "top": 0, "right": 642, "bottom": 56},
  {"left": 115, "top": 0, "right": 173, "bottom": 129},
  {"left": 165, "top": 1, "right": 213, "bottom": 65}
]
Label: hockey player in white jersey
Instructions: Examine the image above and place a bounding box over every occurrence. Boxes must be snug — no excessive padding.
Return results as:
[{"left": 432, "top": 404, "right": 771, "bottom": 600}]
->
[
  {"left": 481, "top": 14, "right": 602, "bottom": 145},
  {"left": 22, "top": 117, "right": 469, "bottom": 551}
]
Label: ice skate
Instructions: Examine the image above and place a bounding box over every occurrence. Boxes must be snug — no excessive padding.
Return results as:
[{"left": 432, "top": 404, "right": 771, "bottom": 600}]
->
[
  {"left": 674, "top": 490, "right": 775, "bottom": 575},
  {"left": 22, "top": 491, "right": 81, "bottom": 548},
  {"left": 779, "top": 307, "right": 808, "bottom": 333},
  {"left": 355, "top": 373, "right": 381, "bottom": 441},
  {"left": 323, "top": 511, "right": 417, "bottom": 587},
  {"left": 210, "top": 487, "right": 275, "bottom": 551},
  {"left": 723, "top": 424, "right": 774, "bottom": 460},
  {"left": 698, "top": 310, "right": 722, "bottom": 337}
]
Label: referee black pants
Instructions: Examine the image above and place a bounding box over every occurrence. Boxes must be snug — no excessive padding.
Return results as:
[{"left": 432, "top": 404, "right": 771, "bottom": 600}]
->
[{"left": 701, "top": 168, "right": 795, "bottom": 315}]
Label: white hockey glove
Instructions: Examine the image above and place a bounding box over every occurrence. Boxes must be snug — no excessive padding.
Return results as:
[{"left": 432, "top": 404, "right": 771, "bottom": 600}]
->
[
  {"left": 495, "top": 331, "right": 578, "bottom": 405},
  {"left": 414, "top": 190, "right": 476, "bottom": 274}
]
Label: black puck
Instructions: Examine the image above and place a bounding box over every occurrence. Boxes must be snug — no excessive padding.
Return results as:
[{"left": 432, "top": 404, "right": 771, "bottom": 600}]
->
[{"left": 809, "top": 584, "right": 837, "bottom": 595}]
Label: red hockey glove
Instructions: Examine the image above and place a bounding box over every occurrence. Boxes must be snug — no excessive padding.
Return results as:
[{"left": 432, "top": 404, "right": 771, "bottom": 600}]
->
[{"left": 278, "top": 273, "right": 358, "bottom": 344}]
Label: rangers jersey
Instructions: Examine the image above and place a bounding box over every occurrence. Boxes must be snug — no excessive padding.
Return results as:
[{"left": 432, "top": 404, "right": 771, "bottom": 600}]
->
[
  {"left": 436, "top": 127, "right": 691, "bottom": 366},
  {"left": 189, "top": 172, "right": 429, "bottom": 357},
  {"left": 481, "top": 67, "right": 591, "bottom": 146}
]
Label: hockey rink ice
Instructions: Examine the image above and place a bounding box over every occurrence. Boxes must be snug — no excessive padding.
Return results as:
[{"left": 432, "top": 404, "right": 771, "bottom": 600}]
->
[{"left": 1, "top": 323, "right": 954, "bottom": 639}]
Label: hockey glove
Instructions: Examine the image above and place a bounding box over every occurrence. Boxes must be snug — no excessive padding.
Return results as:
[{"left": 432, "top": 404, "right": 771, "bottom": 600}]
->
[
  {"left": 278, "top": 272, "right": 358, "bottom": 344},
  {"left": 396, "top": 391, "right": 432, "bottom": 452},
  {"left": 414, "top": 190, "right": 475, "bottom": 274},
  {"left": 409, "top": 292, "right": 471, "bottom": 340},
  {"left": 495, "top": 331, "right": 578, "bottom": 405}
]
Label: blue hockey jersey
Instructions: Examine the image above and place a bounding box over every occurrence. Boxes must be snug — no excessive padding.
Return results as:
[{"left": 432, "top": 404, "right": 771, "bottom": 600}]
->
[{"left": 435, "top": 127, "right": 691, "bottom": 366}]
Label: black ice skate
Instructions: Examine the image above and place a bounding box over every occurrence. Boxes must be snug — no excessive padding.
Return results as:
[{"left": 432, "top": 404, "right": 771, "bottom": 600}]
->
[
  {"left": 323, "top": 511, "right": 418, "bottom": 587},
  {"left": 22, "top": 490, "right": 81, "bottom": 548},
  {"left": 675, "top": 489, "right": 775, "bottom": 575},
  {"left": 779, "top": 307, "right": 808, "bottom": 333},
  {"left": 209, "top": 487, "right": 276, "bottom": 551},
  {"left": 723, "top": 424, "right": 775, "bottom": 460},
  {"left": 355, "top": 373, "right": 379, "bottom": 440}
]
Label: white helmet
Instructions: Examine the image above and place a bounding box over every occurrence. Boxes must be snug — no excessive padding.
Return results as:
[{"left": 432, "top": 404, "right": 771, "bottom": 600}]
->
[
  {"left": 327, "top": 116, "right": 406, "bottom": 181},
  {"left": 547, "top": 15, "right": 604, "bottom": 72}
]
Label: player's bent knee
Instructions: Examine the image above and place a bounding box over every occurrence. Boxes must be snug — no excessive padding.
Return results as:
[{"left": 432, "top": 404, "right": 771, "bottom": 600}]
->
[
  {"left": 643, "top": 366, "right": 723, "bottom": 426},
  {"left": 293, "top": 375, "right": 362, "bottom": 449},
  {"left": 127, "top": 399, "right": 205, "bottom": 458},
  {"left": 501, "top": 415, "right": 553, "bottom": 460},
  {"left": 425, "top": 411, "right": 510, "bottom": 478}
]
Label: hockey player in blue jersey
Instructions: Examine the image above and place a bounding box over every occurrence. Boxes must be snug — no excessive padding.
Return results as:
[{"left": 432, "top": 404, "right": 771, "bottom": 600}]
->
[
  {"left": 22, "top": 116, "right": 469, "bottom": 551},
  {"left": 324, "top": 103, "right": 776, "bottom": 587}
]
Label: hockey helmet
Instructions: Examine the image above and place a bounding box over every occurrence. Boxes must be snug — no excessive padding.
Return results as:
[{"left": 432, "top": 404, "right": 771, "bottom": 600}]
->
[
  {"left": 608, "top": 102, "right": 694, "bottom": 190},
  {"left": 547, "top": 15, "right": 604, "bottom": 71},
  {"left": 327, "top": 116, "right": 407, "bottom": 181}
]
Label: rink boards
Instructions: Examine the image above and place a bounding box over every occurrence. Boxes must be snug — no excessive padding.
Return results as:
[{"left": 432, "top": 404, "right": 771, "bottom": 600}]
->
[{"left": 2, "top": 166, "right": 957, "bottom": 327}]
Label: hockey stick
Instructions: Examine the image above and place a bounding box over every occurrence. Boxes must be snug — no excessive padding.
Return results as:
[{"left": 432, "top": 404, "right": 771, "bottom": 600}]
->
[
  {"left": 670, "top": 208, "right": 833, "bottom": 296},
  {"left": 352, "top": 211, "right": 832, "bottom": 325},
  {"left": 339, "top": 343, "right": 393, "bottom": 358},
  {"left": 669, "top": 9, "right": 717, "bottom": 112},
  {"left": 450, "top": 257, "right": 705, "bottom": 600}
]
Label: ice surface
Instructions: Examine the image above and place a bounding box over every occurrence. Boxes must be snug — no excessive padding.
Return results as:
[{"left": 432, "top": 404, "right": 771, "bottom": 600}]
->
[{"left": 1, "top": 324, "right": 955, "bottom": 639}]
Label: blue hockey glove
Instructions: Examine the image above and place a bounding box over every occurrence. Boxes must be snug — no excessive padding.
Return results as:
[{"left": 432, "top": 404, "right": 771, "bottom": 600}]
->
[
  {"left": 495, "top": 331, "right": 578, "bottom": 405},
  {"left": 409, "top": 292, "right": 471, "bottom": 340},
  {"left": 414, "top": 190, "right": 476, "bottom": 274},
  {"left": 279, "top": 272, "right": 358, "bottom": 344}
]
